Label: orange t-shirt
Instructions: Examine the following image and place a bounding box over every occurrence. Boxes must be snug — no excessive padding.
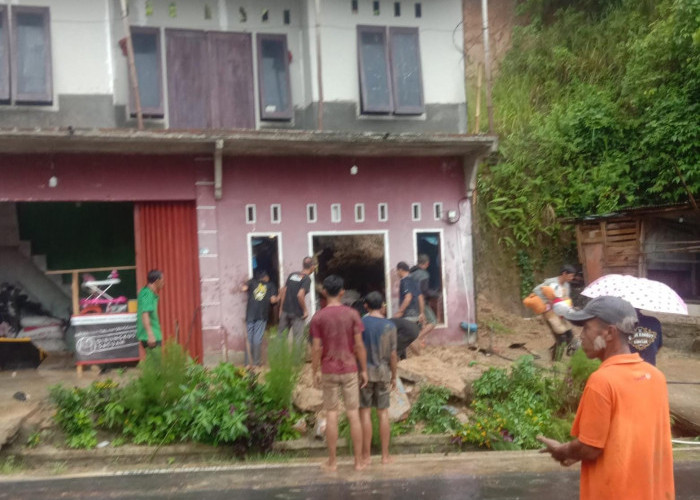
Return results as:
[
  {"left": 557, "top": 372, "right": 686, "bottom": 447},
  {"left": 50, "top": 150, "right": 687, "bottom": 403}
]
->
[{"left": 572, "top": 353, "right": 675, "bottom": 500}]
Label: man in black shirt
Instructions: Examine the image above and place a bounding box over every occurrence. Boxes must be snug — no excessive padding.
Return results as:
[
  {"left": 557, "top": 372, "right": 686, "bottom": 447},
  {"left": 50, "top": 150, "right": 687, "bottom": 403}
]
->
[
  {"left": 278, "top": 257, "right": 315, "bottom": 345},
  {"left": 241, "top": 270, "right": 278, "bottom": 367}
]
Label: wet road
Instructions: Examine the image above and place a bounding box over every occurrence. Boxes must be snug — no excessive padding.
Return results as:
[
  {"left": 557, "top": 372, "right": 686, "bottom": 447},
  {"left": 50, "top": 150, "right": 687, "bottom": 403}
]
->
[{"left": 1, "top": 461, "right": 698, "bottom": 500}]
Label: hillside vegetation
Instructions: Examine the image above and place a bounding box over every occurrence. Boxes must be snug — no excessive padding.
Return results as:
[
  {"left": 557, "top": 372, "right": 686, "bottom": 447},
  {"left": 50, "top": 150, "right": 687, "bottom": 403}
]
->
[{"left": 477, "top": 0, "right": 699, "bottom": 294}]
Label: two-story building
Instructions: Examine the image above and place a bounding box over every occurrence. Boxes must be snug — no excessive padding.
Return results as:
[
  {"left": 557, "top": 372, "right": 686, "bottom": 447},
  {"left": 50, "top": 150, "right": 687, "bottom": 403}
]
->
[{"left": 0, "top": 0, "right": 496, "bottom": 364}]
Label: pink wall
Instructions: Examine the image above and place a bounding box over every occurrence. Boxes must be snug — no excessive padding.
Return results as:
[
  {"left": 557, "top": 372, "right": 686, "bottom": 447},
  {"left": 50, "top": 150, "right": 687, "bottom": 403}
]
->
[
  {"left": 0, "top": 154, "right": 197, "bottom": 202},
  {"left": 203, "top": 156, "right": 474, "bottom": 357}
]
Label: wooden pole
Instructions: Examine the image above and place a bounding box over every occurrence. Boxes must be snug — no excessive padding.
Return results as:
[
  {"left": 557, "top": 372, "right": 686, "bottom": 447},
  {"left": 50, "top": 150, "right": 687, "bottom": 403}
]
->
[
  {"left": 481, "top": 0, "right": 494, "bottom": 133},
  {"left": 120, "top": 0, "right": 144, "bottom": 130},
  {"left": 314, "top": 0, "right": 324, "bottom": 130},
  {"left": 474, "top": 63, "right": 483, "bottom": 133},
  {"left": 71, "top": 271, "right": 79, "bottom": 316}
]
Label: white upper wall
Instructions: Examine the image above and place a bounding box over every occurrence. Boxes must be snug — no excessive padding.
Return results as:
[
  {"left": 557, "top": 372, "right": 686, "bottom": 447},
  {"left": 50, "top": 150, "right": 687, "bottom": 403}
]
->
[
  {"left": 316, "top": 0, "right": 466, "bottom": 104},
  {"left": 10, "top": 0, "right": 112, "bottom": 96}
]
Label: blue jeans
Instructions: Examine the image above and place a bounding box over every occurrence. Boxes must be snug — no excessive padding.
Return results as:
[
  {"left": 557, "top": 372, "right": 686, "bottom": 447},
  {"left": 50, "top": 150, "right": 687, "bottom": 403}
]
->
[{"left": 245, "top": 320, "right": 267, "bottom": 366}]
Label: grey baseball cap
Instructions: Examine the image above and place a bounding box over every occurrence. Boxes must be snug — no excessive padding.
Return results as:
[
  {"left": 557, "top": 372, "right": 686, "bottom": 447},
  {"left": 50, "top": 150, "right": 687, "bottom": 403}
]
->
[{"left": 564, "top": 296, "right": 637, "bottom": 332}]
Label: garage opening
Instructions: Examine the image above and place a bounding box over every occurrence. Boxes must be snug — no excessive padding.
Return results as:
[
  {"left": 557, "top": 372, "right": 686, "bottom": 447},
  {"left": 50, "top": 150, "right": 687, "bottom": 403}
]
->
[
  {"left": 311, "top": 232, "right": 388, "bottom": 315},
  {"left": 0, "top": 201, "right": 136, "bottom": 367}
]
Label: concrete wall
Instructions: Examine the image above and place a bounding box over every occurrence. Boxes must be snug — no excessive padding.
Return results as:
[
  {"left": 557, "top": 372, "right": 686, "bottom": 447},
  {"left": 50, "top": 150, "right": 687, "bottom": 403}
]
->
[
  {"left": 0, "top": 0, "right": 116, "bottom": 128},
  {"left": 0, "top": 154, "right": 197, "bottom": 202},
  {"left": 195, "top": 155, "right": 475, "bottom": 363},
  {"left": 0, "top": 0, "right": 468, "bottom": 132}
]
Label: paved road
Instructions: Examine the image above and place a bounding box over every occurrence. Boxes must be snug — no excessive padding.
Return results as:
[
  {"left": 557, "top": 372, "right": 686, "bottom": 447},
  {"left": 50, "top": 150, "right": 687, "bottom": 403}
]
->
[{"left": 1, "top": 461, "right": 698, "bottom": 499}]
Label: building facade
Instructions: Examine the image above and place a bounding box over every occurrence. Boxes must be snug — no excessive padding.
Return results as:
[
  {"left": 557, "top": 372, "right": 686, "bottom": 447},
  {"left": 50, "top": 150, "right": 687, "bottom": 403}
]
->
[{"left": 0, "top": 0, "right": 496, "bottom": 364}]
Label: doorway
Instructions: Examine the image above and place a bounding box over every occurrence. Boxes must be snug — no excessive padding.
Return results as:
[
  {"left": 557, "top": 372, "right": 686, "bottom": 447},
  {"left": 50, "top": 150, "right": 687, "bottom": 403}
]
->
[
  {"left": 309, "top": 231, "right": 389, "bottom": 316},
  {"left": 414, "top": 230, "right": 446, "bottom": 326},
  {"left": 247, "top": 233, "right": 282, "bottom": 324}
]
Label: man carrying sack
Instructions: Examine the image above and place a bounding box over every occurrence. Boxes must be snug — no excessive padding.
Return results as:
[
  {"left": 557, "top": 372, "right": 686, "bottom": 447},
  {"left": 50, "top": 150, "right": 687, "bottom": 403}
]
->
[{"left": 523, "top": 265, "right": 577, "bottom": 360}]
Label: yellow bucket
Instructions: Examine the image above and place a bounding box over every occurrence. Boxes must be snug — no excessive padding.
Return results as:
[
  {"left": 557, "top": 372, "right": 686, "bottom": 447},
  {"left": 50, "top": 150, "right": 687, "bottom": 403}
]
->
[{"left": 127, "top": 299, "right": 138, "bottom": 313}]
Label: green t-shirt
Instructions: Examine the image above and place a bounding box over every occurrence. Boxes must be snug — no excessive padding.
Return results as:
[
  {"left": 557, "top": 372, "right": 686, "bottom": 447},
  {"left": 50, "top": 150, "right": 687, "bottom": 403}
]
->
[{"left": 136, "top": 286, "right": 162, "bottom": 342}]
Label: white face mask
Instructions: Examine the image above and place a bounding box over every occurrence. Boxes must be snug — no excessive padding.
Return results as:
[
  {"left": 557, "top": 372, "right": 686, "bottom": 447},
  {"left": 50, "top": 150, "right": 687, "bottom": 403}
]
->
[{"left": 593, "top": 335, "right": 607, "bottom": 351}]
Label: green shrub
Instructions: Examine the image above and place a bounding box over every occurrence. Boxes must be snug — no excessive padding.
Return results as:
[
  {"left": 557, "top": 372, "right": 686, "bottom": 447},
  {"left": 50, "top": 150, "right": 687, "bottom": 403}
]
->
[
  {"left": 454, "top": 355, "right": 597, "bottom": 450},
  {"left": 394, "top": 385, "right": 459, "bottom": 435},
  {"left": 264, "top": 329, "right": 305, "bottom": 410},
  {"left": 49, "top": 340, "right": 293, "bottom": 454}
]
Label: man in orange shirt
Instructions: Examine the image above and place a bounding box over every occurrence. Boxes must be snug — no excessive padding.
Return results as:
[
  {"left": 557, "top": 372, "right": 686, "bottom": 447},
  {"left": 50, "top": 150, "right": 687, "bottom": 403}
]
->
[{"left": 538, "top": 296, "right": 674, "bottom": 500}]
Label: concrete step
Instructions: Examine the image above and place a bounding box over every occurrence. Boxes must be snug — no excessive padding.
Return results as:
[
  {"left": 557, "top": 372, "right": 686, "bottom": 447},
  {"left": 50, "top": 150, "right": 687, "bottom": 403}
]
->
[
  {"left": 32, "top": 254, "right": 47, "bottom": 272},
  {"left": 18, "top": 240, "right": 32, "bottom": 258}
]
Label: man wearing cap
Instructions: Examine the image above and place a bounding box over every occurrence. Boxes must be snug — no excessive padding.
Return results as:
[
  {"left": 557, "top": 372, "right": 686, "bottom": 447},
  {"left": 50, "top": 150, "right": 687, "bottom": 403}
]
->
[{"left": 538, "top": 296, "right": 674, "bottom": 500}]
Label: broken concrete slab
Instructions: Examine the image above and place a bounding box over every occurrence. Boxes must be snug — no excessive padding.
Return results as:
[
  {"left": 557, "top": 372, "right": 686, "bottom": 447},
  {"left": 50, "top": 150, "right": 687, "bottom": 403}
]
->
[{"left": 0, "top": 403, "right": 38, "bottom": 449}]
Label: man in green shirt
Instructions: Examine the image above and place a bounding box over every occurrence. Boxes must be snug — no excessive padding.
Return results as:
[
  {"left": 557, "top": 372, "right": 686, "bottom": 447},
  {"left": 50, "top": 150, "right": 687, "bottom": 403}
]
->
[{"left": 137, "top": 269, "right": 164, "bottom": 349}]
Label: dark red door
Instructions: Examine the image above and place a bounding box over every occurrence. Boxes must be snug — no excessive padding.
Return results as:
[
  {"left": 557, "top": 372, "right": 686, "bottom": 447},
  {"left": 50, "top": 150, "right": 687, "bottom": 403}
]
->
[{"left": 134, "top": 202, "right": 202, "bottom": 361}]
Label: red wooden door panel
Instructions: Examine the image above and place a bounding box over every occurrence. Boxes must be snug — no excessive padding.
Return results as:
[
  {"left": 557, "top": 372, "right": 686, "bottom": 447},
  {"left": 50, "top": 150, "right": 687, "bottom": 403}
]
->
[
  {"left": 209, "top": 32, "right": 255, "bottom": 129},
  {"left": 165, "top": 29, "right": 210, "bottom": 129},
  {"left": 134, "top": 202, "right": 202, "bottom": 361}
]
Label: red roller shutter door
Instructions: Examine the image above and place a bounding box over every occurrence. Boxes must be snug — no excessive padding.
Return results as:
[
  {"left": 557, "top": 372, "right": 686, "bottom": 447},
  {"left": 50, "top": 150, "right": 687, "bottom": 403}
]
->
[{"left": 134, "top": 202, "right": 202, "bottom": 361}]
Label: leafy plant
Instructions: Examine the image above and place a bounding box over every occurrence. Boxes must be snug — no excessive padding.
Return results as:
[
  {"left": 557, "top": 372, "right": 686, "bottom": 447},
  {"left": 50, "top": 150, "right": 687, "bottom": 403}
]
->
[
  {"left": 398, "top": 385, "right": 459, "bottom": 435},
  {"left": 454, "top": 355, "right": 597, "bottom": 450},
  {"left": 264, "top": 329, "right": 305, "bottom": 410}
]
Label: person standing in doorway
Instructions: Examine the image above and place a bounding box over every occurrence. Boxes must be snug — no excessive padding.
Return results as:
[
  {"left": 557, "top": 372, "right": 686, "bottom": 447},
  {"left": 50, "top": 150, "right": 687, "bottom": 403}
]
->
[
  {"left": 136, "top": 269, "right": 164, "bottom": 350},
  {"left": 240, "top": 270, "right": 278, "bottom": 368},
  {"left": 538, "top": 296, "right": 674, "bottom": 500},
  {"left": 311, "top": 275, "right": 368, "bottom": 472},
  {"left": 278, "top": 257, "right": 314, "bottom": 345},
  {"left": 410, "top": 254, "right": 439, "bottom": 347},
  {"left": 393, "top": 261, "right": 424, "bottom": 354},
  {"left": 360, "top": 291, "right": 397, "bottom": 466}
]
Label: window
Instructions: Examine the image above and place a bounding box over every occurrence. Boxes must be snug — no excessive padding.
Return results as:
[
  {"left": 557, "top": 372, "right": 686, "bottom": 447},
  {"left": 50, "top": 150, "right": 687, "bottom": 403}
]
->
[
  {"left": 412, "top": 202, "right": 421, "bottom": 221},
  {"left": 357, "top": 26, "right": 423, "bottom": 115},
  {"left": 257, "top": 34, "right": 292, "bottom": 120},
  {"left": 271, "top": 204, "right": 281, "bottom": 223},
  {"left": 415, "top": 3, "right": 422, "bottom": 18},
  {"left": 307, "top": 203, "right": 317, "bottom": 223},
  {"left": 331, "top": 204, "right": 342, "bottom": 223},
  {"left": 245, "top": 204, "right": 256, "bottom": 224},
  {"left": 283, "top": 10, "right": 291, "bottom": 25},
  {"left": 355, "top": 203, "right": 365, "bottom": 223},
  {"left": 351, "top": 0, "right": 359, "bottom": 14},
  {"left": 378, "top": 203, "right": 388, "bottom": 222},
  {"left": 373, "top": 1, "right": 381, "bottom": 15},
  {"left": 433, "top": 202, "right": 443, "bottom": 221},
  {"left": 394, "top": 2, "right": 401, "bottom": 16},
  {"left": 1, "top": 6, "right": 53, "bottom": 105},
  {"left": 130, "top": 27, "right": 163, "bottom": 116}
]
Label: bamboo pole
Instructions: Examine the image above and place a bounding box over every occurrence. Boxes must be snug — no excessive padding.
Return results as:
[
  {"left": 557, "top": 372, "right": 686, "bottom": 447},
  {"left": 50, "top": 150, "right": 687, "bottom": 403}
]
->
[
  {"left": 481, "top": 0, "right": 494, "bottom": 133},
  {"left": 474, "top": 63, "right": 483, "bottom": 133},
  {"left": 120, "top": 0, "right": 144, "bottom": 130}
]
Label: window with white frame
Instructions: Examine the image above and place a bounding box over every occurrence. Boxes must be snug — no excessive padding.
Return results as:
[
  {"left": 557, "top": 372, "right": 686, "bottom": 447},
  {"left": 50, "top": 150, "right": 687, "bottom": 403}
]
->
[
  {"left": 307, "top": 203, "right": 317, "bottom": 223},
  {"left": 378, "top": 203, "right": 388, "bottom": 222},
  {"left": 245, "top": 204, "right": 256, "bottom": 224},
  {"left": 355, "top": 203, "right": 365, "bottom": 223},
  {"left": 331, "top": 203, "right": 342, "bottom": 223},
  {"left": 433, "top": 202, "right": 443, "bottom": 221},
  {"left": 270, "top": 204, "right": 281, "bottom": 223},
  {"left": 411, "top": 203, "right": 421, "bottom": 221}
]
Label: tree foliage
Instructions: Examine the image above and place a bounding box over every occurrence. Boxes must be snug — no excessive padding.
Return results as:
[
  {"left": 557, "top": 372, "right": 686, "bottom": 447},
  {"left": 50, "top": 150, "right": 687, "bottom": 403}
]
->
[{"left": 479, "top": 0, "right": 699, "bottom": 252}]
